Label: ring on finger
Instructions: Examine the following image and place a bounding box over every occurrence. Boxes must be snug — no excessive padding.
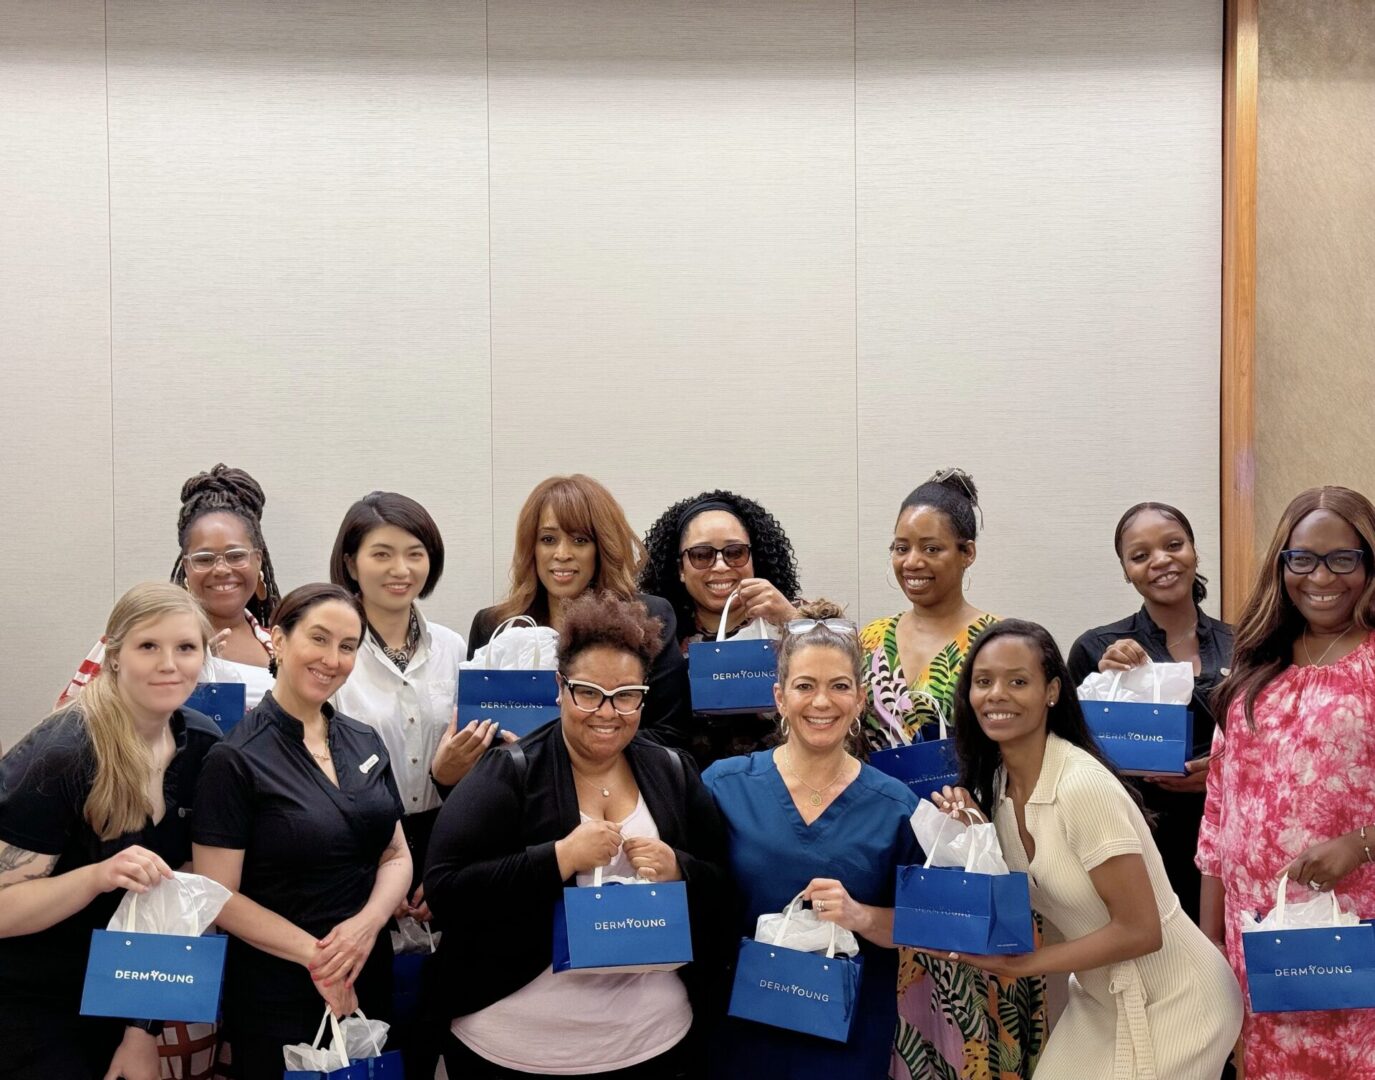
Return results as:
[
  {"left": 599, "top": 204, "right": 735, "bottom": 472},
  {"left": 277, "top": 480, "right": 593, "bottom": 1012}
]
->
[
  {"left": 815, "top": 900, "right": 826, "bottom": 912},
  {"left": 1309, "top": 879, "right": 1322, "bottom": 891}
]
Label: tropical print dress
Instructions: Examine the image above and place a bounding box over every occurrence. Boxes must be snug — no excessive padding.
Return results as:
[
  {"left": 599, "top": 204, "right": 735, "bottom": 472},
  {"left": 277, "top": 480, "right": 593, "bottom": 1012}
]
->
[
  {"left": 860, "top": 612, "right": 1047, "bottom": 1080},
  {"left": 1196, "top": 633, "right": 1375, "bottom": 1079}
]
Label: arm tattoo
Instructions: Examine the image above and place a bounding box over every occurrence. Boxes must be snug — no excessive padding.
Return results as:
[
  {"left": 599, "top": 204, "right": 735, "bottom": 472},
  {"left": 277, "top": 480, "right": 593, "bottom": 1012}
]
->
[{"left": 0, "top": 845, "right": 58, "bottom": 891}]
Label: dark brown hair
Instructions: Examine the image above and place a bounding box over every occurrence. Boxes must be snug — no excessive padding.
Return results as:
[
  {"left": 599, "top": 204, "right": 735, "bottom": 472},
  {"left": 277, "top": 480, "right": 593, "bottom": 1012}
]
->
[
  {"left": 1214, "top": 486, "right": 1375, "bottom": 730},
  {"left": 1112, "top": 501, "right": 1208, "bottom": 604},
  {"left": 268, "top": 583, "right": 365, "bottom": 675},
  {"left": 490, "top": 475, "right": 646, "bottom": 625},
  {"left": 556, "top": 591, "right": 664, "bottom": 680},
  {"left": 330, "top": 491, "right": 445, "bottom": 599}
]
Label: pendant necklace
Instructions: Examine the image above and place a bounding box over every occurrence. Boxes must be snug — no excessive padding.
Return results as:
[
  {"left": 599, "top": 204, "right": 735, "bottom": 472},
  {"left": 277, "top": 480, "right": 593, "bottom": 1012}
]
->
[
  {"left": 783, "top": 744, "right": 848, "bottom": 807},
  {"left": 573, "top": 770, "right": 612, "bottom": 799}
]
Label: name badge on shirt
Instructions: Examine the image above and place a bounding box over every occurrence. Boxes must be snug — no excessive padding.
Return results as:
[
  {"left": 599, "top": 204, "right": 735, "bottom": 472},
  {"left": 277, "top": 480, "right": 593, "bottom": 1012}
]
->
[{"left": 359, "top": 754, "right": 379, "bottom": 775}]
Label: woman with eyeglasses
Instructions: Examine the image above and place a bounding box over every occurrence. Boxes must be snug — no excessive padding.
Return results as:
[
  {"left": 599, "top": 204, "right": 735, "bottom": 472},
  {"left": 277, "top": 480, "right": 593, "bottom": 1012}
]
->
[
  {"left": 859, "top": 469, "right": 1045, "bottom": 1080},
  {"left": 702, "top": 601, "right": 921, "bottom": 1078},
  {"left": 468, "top": 474, "right": 692, "bottom": 749},
  {"left": 58, "top": 464, "right": 282, "bottom": 710},
  {"left": 640, "top": 491, "right": 802, "bottom": 769},
  {"left": 1066, "top": 503, "right": 1231, "bottom": 924},
  {"left": 1198, "top": 486, "right": 1375, "bottom": 1078},
  {"left": 425, "top": 591, "right": 728, "bottom": 1078}
]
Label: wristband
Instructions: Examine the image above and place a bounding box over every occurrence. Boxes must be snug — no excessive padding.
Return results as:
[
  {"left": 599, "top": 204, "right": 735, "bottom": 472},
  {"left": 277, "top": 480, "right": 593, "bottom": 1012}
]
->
[
  {"left": 125, "top": 1019, "right": 164, "bottom": 1037},
  {"left": 1362, "top": 825, "right": 1373, "bottom": 865}
]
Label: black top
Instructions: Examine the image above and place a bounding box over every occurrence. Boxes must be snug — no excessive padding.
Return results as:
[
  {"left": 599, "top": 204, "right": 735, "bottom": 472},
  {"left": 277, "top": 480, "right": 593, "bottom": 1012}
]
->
[
  {"left": 423, "top": 721, "right": 731, "bottom": 1021},
  {"left": 0, "top": 707, "right": 220, "bottom": 1011},
  {"left": 1067, "top": 605, "right": 1233, "bottom": 758},
  {"left": 468, "top": 592, "right": 693, "bottom": 750},
  {"left": 193, "top": 692, "right": 403, "bottom": 1027}
]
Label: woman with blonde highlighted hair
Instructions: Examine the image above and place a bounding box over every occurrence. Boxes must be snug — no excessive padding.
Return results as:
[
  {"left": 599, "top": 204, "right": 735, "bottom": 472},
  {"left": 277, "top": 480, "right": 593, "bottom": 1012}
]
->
[
  {"left": 1199, "top": 486, "right": 1375, "bottom": 1077},
  {"left": 0, "top": 584, "right": 220, "bottom": 1080},
  {"left": 468, "top": 474, "right": 692, "bottom": 747}
]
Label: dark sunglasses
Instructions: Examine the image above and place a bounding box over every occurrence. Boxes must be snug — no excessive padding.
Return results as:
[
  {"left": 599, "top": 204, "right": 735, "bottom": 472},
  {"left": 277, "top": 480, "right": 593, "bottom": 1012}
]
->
[
  {"left": 680, "top": 542, "right": 752, "bottom": 571},
  {"left": 1279, "top": 548, "right": 1366, "bottom": 576}
]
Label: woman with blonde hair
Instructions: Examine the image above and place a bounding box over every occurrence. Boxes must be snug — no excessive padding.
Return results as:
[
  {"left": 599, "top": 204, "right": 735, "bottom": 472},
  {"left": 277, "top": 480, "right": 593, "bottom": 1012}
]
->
[
  {"left": 0, "top": 584, "right": 220, "bottom": 1080},
  {"left": 1198, "top": 485, "right": 1375, "bottom": 1077},
  {"left": 468, "top": 474, "right": 691, "bottom": 746}
]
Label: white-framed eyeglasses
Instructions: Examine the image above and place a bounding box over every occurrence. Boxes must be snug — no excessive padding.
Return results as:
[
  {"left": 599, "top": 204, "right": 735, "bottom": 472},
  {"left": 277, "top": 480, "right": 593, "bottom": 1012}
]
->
[
  {"left": 785, "top": 618, "right": 858, "bottom": 636},
  {"left": 183, "top": 548, "right": 257, "bottom": 573},
  {"left": 560, "top": 675, "right": 650, "bottom": 715}
]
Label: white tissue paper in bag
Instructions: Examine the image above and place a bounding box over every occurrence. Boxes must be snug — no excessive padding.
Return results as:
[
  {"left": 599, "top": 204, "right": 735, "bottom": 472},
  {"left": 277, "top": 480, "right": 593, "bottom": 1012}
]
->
[
  {"left": 909, "top": 801, "right": 1012, "bottom": 875},
  {"left": 730, "top": 617, "right": 781, "bottom": 642},
  {"left": 1076, "top": 661, "right": 1194, "bottom": 706},
  {"left": 463, "top": 620, "right": 559, "bottom": 672},
  {"left": 755, "top": 906, "right": 860, "bottom": 958},
  {"left": 390, "top": 916, "right": 440, "bottom": 955},
  {"left": 107, "top": 871, "right": 231, "bottom": 936},
  {"left": 281, "top": 1015, "right": 390, "bottom": 1070},
  {"left": 1241, "top": 891, "right": 1360, "bottom": 933}
]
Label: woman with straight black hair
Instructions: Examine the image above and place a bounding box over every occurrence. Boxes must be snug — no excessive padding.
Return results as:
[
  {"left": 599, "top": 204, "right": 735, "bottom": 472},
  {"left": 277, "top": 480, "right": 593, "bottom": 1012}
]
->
[
  {"left": 1067, "top": 502, "right": 1232, "bottom": 922},
  {"left": 931, "top": 620, "right": 1240, "bottom": 1079}
]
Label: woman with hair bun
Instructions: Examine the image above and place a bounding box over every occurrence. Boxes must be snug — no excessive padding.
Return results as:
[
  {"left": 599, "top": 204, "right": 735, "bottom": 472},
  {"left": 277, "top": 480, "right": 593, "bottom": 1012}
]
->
[
  {"left": 703, "top": 600, "right": 921, "bottom": 1078},
  {"left": 1199, "top": 486, "right": 1375, "bottom": 1077},
  {"left": 640, "top": 489, "right": 802, "bottom": 769},
  {"left": 426, "top": 591, "right": 728, "bottom": 1078},
  {"left": 0, "top": 584, "right": 219, "bottom": 1080},
  {"left": 58, "top": 464, "right": 283, "bottom": 710},
  {"left": 194, "top": 584, "right": 411, "bottom": 1077},
  {"left": 861, "top": 469, "right": 1045, "bottom": 1080},
  {"left": 1067, "top": 502, "right": 1231, "bottom": 922},
  {"left": 469, "top": 474, "right": 692, "bottom": 748}
]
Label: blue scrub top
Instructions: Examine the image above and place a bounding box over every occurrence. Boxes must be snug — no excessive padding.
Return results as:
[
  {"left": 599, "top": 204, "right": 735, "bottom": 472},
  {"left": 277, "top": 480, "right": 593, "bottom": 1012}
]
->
[{"left": 703, "top": 750, "right": 922, "bottom": 1079}]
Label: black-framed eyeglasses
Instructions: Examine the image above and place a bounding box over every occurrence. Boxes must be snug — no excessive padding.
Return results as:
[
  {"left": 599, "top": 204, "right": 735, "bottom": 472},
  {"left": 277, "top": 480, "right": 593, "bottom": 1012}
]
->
[
  {"left": 560, "top": 675, "right": 650, "bottom": 715},
  {"left": 1279, "top": 548, "right": 1366, "bottom": 575},
  {"left": 785, "top": 618, "right": 859, "bottom": 636},
  {"left": 183, "top": 548, "right": 257, "bottom": 573},
  {"left": 680, "top": 543, "right": 752, "bottom": 571}
]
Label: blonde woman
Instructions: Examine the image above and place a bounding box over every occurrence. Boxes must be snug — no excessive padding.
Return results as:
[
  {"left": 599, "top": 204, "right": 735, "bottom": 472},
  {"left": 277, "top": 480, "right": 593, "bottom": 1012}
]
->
[{"left": 0, "top": 584, "right": 220, "bottom": 1080}]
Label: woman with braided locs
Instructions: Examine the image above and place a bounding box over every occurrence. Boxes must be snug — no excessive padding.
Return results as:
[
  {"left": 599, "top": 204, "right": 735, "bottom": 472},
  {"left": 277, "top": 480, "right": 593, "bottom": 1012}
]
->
[
  {"left": 639, "top": 490, "right": 801, "bottom": 770},
  {"left": 57, "top": 464, "right": 283, "bottom": 710}
]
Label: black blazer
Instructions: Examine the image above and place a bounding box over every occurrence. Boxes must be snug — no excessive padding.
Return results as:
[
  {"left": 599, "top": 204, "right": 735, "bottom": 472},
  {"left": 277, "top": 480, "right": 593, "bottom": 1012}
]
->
[
  {"left": 467, "top": 593, "right": 693, "bottom": 749},
  {"left": 422, "top": 721, "right": 730, "bottom": 1021}
]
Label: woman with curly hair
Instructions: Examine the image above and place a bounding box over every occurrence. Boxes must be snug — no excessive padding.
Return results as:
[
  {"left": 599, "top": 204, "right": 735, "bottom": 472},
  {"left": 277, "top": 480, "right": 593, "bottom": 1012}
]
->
[
  {"left": 469, "top": 475, "right": 691, "bottom": 748},
  {"left": 640, "top": 491, "right": 802, "bottom": 769}
]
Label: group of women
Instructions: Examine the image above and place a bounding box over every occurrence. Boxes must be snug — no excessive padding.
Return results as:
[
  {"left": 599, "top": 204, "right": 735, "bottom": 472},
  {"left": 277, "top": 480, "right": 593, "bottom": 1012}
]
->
[{"left": 1, "top": 462, "right": 1373, "bottom": 1080}]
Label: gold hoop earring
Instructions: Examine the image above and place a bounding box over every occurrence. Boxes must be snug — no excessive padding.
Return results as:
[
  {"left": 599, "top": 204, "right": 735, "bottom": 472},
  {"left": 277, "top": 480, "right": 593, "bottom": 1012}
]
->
[
  {"left": 779, "top": 716, "right": 790, "bottom": 740},
  {"left": 849, "top": 716, "right": 862, "bottom": 738},
  {"left": 255, "top": 571, "right": 268, "bottom": 602}
]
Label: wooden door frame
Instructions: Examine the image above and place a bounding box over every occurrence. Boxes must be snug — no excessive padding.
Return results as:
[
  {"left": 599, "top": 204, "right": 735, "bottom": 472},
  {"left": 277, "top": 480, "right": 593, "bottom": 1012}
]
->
[{"left": 1221, "top": 0, "right": 1259, "bottom": 621}]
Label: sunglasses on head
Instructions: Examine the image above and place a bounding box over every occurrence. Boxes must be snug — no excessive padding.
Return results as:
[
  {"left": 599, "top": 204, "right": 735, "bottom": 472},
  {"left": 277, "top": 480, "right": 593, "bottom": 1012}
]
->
[
  {"left": 785, "top": 618, "right": 858, "bottom": 636},
  {"left": 680, "top": 543, "right": 752, "bottom": 571}
]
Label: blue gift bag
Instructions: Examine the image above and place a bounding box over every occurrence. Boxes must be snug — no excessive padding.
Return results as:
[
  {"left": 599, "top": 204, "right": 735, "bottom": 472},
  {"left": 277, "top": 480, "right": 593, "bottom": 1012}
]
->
[
  {"left": 688, "top": 596, "right": 778, "bottom": 714},
  {"left": 869, "top": 715, "right": 960, "bottom": 804},
  {"left": 80, "top": 926, "right": 227, "bottom": 1023},
  {"left": 1085, "top": 701, "right": 1193, "bottom": 775},
  {"left": 1243, "top": 880, "right": 1375, "bottom": 1013},
  {"left": 283, "top": 1009, "right": 403, "bottom": 1080},
  {"left": 894, "top": 856, "right": 1036, "bottom": 956},
  {"left": 727, "top": 918, "right": 864, "bottom": 1043},
  {"left": 552, "top": 869, "right": 693, "bottom": 974},
  {"left": 184, "top": 682, "right": 247, "bottom": 735},
  {"left": 457, "top": 669, "right": 560, "bottom": 739}
]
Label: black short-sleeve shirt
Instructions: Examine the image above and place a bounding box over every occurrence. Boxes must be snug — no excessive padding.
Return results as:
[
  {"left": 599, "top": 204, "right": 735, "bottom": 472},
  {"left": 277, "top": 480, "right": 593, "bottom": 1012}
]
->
[
  {"left": 193, "top": 692, "right": 403, "bottom": 1023},
  {"left": 0, "top": 707, "right": 221, "bottom": 1010}
]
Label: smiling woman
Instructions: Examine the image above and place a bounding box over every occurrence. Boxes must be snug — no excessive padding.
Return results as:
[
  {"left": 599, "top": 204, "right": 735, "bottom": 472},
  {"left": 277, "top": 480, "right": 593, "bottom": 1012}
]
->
[{"left": 192, "top": 583, "right": 411, "bottom": 1077}]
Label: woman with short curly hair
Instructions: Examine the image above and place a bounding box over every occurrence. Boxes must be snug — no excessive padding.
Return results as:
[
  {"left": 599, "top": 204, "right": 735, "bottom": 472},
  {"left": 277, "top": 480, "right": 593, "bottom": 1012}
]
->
[
  {"left": 426, "top": 591, "right": 729, "bottom": 1078},
  {"left": 640, "top": 491, "right": 802, "bottom": 769}
]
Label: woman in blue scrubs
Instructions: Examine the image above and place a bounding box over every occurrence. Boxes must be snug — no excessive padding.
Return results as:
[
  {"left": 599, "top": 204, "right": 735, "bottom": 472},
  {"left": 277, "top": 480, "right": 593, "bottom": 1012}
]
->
[{"left": 703, "top": 601, "right": 922, "bottom": 1079}]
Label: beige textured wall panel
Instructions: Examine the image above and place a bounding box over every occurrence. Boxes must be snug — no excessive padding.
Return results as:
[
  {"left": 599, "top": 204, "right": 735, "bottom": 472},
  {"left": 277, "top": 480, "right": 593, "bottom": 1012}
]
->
[
  {"left": 1255, "top": 0, "right": 1375, "bottom": 544},
  {"left": 0, "top": 1, "right": 112, "bottom": 745},
  {"left": 104, "top": 0, "right": 491, "bottom": 640},
  {"left": 485, "top": 0, "right": 859, "bottom": 610},
  {"left": 856, "top": 0, "right": 1223, "bottom": 645}
]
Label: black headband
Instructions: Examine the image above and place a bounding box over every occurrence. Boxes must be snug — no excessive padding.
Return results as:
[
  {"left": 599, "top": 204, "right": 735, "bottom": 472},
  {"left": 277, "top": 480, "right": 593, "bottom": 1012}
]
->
[{"left": 676, "top": 499, "right": 740, "bottom": 541}]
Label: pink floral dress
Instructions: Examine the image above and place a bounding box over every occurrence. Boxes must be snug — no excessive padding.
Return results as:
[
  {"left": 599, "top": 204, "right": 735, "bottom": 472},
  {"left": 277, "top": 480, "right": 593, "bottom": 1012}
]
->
[{"left": 1196, "top": 633, "right": 1375, "bottom": 1079}]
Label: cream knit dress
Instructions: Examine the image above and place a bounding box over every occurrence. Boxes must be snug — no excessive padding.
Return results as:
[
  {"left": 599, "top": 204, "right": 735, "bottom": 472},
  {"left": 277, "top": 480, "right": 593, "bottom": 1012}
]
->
[{"left": 992, "top": 734, "right": 1242, "bottom": 1079}]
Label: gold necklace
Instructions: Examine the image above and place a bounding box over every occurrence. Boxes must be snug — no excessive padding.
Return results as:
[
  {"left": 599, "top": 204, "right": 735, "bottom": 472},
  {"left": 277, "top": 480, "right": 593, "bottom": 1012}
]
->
[
  {"left": 1166, "top": 624, "right": 1198, "bottom": 650},
  {"left": 1304, "top": 625, "right": 1354, "bottom": 667},
  {"left": 572, "top": 769, "right": 613, "bottom": 799},
  {"left": 782, "top": 744, "right": 850, "bottom": 807}
]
